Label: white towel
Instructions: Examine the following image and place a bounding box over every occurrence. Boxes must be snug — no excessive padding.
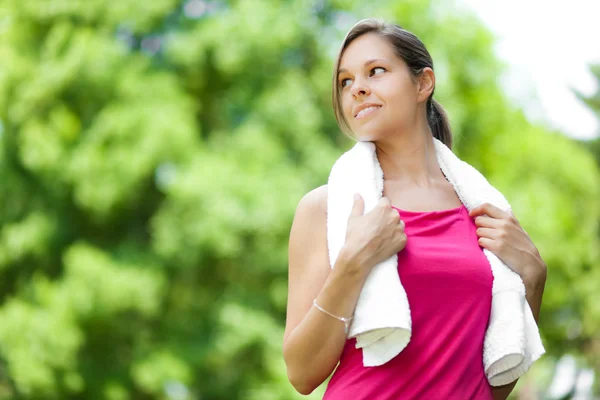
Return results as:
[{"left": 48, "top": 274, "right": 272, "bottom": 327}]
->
[{"left": 326, "top": 138, "right": 545, "bottom": 386}]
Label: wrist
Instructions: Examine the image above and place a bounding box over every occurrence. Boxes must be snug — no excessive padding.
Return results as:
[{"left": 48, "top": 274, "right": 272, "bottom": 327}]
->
[
  {"left": 522, "top": 258, "right": 547, "bottom": 291},
  {"left": 336, "top": 246, "right": 370, "bottom": 278}
]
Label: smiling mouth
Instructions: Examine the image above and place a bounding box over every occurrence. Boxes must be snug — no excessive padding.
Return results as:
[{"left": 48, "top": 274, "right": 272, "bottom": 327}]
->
[{"left": 355, "top": 105, "right": 381, "bottom": 119}]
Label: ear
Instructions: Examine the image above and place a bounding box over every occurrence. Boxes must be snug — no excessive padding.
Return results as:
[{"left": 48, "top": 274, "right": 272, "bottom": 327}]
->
[{"left": 417, "top": 67, "right": 435, "bottom": 103}]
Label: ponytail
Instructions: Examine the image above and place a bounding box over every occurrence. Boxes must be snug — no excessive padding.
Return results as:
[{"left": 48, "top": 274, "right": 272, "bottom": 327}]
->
[{"left": 427, "top": 98, "right": 452, "bottom": 149}]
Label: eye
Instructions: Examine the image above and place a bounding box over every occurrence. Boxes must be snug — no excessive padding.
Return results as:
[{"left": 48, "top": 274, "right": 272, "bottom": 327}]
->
[
  {"left": 370, "top": 67, "right": 386, "bottom": 76},
  {"left": 340, "top": 78, "right": 352, "bottom": 88}
]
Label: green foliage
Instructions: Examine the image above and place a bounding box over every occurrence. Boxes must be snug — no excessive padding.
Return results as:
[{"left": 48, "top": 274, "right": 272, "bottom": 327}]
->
[
  {"left": 576, "top": 63, "right": 600, "bottom": 168},
  {"left": 574, "top": 63, "right": 600, "bottom": 382},
  {"left": 0, "top": 0, "right": 598, "bottom": 399}
]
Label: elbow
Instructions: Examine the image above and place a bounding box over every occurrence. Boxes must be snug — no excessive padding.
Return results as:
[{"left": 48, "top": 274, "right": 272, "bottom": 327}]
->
[
  {"left": 283, "top": 339, "right": 331, "bottom": 395},
  {"left": 287, "top": 372, "right": 319, "bottom": 395},
  {"left": 283, "top": 353, "right": 320, "bottom": 395}
]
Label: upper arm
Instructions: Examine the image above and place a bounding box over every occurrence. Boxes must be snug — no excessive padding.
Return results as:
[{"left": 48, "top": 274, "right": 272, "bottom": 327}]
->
[{"left": 283, "top": 185, "right": 331, "bottom": 345}]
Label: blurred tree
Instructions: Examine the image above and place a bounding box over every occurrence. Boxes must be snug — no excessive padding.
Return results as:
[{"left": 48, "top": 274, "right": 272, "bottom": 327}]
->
[
  {"left": 0, "top": 0, "right": 598, "bottom": 399},
  {"left": 576, "top": 64, "right": 600, "bottom": 166},
  {"left": 573, "top": 62, "right": 600, "bottom": 382}
]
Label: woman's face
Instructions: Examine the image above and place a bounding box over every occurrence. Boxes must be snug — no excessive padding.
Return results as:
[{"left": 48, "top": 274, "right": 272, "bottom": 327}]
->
[{"left": 337, "top": 33, "right": 421, "bottom": 141}]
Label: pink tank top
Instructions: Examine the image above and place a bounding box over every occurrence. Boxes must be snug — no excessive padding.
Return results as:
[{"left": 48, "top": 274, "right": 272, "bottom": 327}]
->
[{"left": 323, "top": 204, "right": 494, "bottom": 400}]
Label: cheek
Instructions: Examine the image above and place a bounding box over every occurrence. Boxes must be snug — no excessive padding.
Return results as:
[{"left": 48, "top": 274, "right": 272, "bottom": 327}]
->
[
  {"left": 386, "top": 92, "right": 417, "bottom": 122},
  {"left": 381, "top": 83, "right": 410, "bottom": 106},
  {"left": 378, "top": 74, "right": 416, "bottom": 103},
  {"left": 341, "top": 95, "right": 354, "bottom": 122}
]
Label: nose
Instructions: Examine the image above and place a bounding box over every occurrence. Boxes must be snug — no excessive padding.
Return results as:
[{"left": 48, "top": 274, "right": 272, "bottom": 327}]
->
[{"left": 350, "top": 78, "right": 370, "bottom": 98}]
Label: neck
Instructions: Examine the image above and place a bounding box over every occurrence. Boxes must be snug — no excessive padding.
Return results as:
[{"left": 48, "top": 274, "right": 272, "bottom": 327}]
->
[{"left": 373, "top": 122, "right": 443, "bottom": 187}]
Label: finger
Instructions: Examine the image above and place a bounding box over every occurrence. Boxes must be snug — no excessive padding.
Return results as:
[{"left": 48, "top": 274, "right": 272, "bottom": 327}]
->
[
  {"left": 477, "top": 237, "right": 496, "bottom": 250},
  {"left": 469, "top": 203, "right": 507, "bottom": 219},
  {"left": 390, "top": 207, "right": 401, "bottom": 222},
  {"left": 475, "top": 227, "right": 499, "bottom": 240},
  {"left": 379, "top": 197, "right": 391, "bottom": 207},
  {"left": 473, "top": 215, "right": 502, "bottom": 229},
  {"left": 350, "top": 194, "right": 365, "bottom": 216},
  {"left": 399, "top": 219, "right": 405, "bottom": 230},
  {"left": 507, "top": 208, "right": 523, "bottom": 227}
]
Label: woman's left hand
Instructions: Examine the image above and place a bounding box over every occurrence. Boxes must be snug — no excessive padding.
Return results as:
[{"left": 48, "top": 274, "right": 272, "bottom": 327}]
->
[{"left": 469, "top": 203, "right": 546, "bottom": 281}]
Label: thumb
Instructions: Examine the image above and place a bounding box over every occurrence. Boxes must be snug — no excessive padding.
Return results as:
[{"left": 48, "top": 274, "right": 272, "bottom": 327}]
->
[{"left": 350, "top": 194, "right": 365, "bottom": 216}]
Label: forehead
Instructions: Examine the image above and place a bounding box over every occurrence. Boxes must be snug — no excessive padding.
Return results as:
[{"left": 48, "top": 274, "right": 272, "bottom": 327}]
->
[{"left": 339, "top": 33, "right": 397, "bottom": 70}]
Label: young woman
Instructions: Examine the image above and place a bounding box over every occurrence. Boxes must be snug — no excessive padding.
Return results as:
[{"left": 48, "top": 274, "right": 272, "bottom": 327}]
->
[{"left": 283, "top": 18, "right": 546, "bottom": 399}]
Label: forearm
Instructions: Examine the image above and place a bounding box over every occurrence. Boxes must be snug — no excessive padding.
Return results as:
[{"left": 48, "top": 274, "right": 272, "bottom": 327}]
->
[
  {"left": 522, "top": 258, "right": 547, "bottom": 323},
  {"left": 491, "top": 259, "right": 547, "bottom": 400},
  {"left": 492, "top": 381, "right": 518, "bottom": 400},
  {"left": 283, "top": 252, "right": 370, "bottom": 394}
]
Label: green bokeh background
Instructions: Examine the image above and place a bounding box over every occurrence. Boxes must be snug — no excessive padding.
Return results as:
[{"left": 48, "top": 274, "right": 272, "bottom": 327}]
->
[{"left": 0, "top": 0, "right": 599, "bottom": 399}]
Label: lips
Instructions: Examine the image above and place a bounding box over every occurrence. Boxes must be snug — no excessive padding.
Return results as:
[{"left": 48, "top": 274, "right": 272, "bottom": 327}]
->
[{"left": 353, "top": 103, "right": 382, "bottom": 119}]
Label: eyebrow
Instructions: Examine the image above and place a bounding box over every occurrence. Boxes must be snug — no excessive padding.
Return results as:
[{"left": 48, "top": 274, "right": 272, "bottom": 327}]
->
[{"left": 337, "top": 58, "right": 389, "bottom": 77}]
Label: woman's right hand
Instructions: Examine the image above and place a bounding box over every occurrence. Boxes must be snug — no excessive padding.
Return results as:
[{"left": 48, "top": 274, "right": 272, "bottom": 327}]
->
[{"left": 342, "top": 194, "right": 407, "bottom": 272}]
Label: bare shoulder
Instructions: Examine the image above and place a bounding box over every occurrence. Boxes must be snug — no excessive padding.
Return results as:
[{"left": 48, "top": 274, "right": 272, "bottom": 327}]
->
[
  {"left": 295, "top": 184, "right": 328, "bottom": 218},
  {"left": 289, "top": 184, "right": 329, "bottom": 254}
]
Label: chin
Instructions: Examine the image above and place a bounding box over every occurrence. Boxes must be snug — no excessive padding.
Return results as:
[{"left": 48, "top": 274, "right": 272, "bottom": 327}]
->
[
  {"left": 355, "top": 134, "right": 377, "bottom": 142},
  {"left": 353, "top": 120, "right": 404, "bottom": 143},
  {"left": 353, "top": 129, "right": 386, "bottom": 143}
]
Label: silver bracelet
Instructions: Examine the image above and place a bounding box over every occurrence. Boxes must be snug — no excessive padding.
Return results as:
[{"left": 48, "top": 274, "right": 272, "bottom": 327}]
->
[{"left": 312, "top": 299, "right": 354, "bottom": 334}]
